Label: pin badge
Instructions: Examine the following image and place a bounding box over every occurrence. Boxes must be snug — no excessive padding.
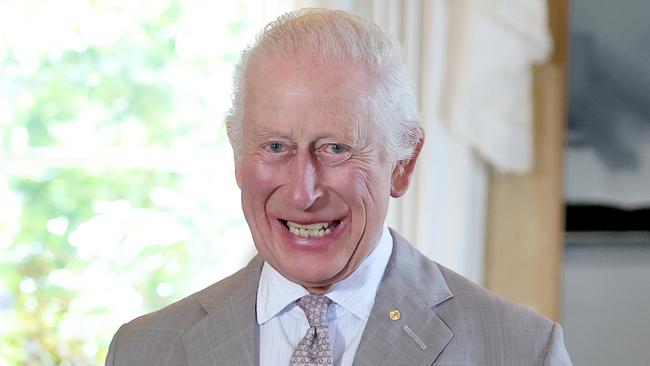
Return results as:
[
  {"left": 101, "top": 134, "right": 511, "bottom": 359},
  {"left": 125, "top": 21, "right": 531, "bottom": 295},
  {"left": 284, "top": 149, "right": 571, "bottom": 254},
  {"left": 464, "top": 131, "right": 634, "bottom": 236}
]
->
[{"left": 389, "top": 309, "right": 401, "bottom": 321}]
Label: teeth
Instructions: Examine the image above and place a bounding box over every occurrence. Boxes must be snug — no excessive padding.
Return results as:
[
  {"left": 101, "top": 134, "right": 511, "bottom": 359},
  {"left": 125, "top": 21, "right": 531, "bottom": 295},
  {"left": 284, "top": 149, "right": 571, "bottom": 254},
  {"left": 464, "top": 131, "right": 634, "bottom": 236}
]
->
[
  {"left": 287, "top": 222, "right": 328, "bottom": 230},
  {"left": 286, "top": 221, "right": 334, "bottom": 238}
]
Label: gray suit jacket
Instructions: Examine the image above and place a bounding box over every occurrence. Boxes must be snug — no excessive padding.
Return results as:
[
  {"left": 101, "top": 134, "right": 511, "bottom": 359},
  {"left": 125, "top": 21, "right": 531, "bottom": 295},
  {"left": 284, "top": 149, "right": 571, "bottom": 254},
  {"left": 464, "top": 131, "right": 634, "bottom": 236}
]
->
[{"left": 106, "top": 230, "right": 572, "bottom": 365}]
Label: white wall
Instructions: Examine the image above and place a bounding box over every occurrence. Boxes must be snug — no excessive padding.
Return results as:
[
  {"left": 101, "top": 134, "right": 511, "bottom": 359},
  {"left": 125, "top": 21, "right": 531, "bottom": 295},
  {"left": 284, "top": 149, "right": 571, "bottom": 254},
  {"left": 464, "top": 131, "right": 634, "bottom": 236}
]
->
[{"left": 562, "top": 236, "right": 650, "bottom": 366}]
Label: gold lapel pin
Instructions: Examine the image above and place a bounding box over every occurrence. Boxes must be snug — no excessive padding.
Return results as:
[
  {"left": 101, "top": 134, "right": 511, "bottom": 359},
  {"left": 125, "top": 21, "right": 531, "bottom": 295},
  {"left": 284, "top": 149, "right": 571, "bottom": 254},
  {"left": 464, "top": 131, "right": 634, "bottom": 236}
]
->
[{"left": 389, "top": 309, "right": 401, "bottom": 321}]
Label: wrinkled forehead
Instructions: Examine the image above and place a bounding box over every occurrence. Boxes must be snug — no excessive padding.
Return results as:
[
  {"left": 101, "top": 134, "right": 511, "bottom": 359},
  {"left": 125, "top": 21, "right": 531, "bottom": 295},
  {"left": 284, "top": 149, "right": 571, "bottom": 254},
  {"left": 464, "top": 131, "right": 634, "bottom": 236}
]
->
[
  {"left": 242, "top": 53, "right": 379, "bottom": 140},
  {"left": 247, "top": 96, "right": 366, "bottom": 138},
  {"left": 248, "top": 93, "right": 367, "bottom": 118}
]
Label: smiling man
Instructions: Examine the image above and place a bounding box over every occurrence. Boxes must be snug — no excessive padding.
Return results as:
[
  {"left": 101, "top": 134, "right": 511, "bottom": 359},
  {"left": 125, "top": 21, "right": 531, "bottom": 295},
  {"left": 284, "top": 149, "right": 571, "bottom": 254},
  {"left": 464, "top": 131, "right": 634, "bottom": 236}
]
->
[{"left": 106, "top": 8, "right": 571, "bottom": 366}]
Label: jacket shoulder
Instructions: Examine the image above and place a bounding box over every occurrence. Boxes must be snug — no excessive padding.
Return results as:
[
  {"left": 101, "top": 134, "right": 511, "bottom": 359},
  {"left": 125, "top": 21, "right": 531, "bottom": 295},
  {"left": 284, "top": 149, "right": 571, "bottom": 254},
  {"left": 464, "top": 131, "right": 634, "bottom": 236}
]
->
[
  {"left": 433, "top": 265, "right": 564, "bottom": 364},
  {"left": 106, "top": 289, "right": 204, "bottom": 366},
  {"left": 389, "top": 231, "right": 564, "bottom": 364},
  {"left": 106, "top": 258, "right": 262, "bottom": 365},
  {"left": 437, "top": 264, "right": 554, "bottom": 329},
  {"left": 389, "top": 230, "right": 554, "bottom": 330}
]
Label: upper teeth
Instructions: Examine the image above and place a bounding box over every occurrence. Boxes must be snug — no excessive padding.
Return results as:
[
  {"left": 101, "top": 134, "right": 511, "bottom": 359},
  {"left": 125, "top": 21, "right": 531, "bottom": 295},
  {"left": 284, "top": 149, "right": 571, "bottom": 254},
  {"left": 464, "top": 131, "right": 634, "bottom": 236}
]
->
[
  {"left": 287, "top": 221, "right": 333, "bottom": 238},
  {"left": 287, "top": 222, "right": 329, "bottom": 230}
]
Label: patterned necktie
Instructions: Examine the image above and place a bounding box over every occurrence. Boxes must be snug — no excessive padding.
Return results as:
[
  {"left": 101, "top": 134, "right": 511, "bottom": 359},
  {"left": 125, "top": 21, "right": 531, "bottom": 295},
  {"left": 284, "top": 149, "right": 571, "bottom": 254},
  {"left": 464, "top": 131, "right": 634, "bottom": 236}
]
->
[{"left": 289, "top": 294, "right": 333, "bottom": 366}]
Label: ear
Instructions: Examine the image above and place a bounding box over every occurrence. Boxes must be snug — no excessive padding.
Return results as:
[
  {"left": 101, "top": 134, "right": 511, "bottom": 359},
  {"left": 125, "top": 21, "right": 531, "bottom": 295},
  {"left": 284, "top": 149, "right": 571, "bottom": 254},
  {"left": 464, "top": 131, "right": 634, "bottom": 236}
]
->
[{"left": 390, "top": 134, "right": 424, "bottom": 198}]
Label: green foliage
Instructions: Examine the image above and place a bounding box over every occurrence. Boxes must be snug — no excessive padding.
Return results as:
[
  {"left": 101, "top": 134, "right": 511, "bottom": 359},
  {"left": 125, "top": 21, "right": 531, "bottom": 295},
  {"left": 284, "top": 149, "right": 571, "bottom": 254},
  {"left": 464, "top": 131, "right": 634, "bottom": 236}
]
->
[
  {"left": 0, "top": 0, "right": 253, "bottom": 364},
  {"left": 2, "top": 169, "right": 189, "bottom": 364}
]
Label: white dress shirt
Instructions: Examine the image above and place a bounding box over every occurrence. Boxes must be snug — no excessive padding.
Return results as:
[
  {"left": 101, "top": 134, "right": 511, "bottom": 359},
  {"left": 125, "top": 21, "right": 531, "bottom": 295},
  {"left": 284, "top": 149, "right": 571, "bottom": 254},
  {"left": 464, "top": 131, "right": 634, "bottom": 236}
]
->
[{"left": 256, "top": 225, "right": 393, "bottom": 366}]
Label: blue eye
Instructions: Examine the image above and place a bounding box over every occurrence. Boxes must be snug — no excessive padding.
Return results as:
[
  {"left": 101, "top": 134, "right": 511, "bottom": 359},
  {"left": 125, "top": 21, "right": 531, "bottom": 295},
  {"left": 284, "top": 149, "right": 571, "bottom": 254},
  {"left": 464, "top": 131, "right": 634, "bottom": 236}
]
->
[
  {"left": 330, "top": 144, "right": 344, "bottom": 154},
  {"left": 317, "top": 143, "right": 351, "bottom": 165},
  {"left": 268, "top": 142, "right": 284, "bottom": 153}
]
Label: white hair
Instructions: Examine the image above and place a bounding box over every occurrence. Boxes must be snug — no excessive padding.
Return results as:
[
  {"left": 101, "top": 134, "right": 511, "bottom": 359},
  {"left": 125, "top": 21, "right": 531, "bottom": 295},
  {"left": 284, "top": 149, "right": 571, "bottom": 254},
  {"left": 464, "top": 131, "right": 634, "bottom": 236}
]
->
[{"left": 225, "top": 8, "right": 422, "bottom": 164}]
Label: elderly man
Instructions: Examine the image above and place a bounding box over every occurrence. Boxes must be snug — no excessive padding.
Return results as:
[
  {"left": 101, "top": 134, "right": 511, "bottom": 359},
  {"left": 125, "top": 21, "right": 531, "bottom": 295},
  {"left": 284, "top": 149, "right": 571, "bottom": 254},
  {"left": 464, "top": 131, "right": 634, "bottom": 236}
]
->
[{"left": 106, "top": 8, "right": 571, "bottom": 366}]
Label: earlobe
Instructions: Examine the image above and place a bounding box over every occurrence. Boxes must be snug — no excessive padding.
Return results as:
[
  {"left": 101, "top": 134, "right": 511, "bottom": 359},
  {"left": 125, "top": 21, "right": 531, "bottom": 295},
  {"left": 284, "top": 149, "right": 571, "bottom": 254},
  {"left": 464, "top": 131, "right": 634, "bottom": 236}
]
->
[
  {"left": 390, "top": 162, "right": 409, "bottom": 198},
  {"left": 390, "top": 133, "right": 424, "bottom": 198}
]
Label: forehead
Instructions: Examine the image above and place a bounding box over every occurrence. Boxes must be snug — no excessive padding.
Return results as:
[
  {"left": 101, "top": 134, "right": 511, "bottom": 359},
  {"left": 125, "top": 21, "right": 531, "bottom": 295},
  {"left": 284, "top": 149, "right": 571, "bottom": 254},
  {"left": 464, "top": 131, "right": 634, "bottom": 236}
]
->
[
  {"left": 247, "top": 53, "right": 374, "bottom": 99},
  {"left": 243, "top": 55, "right": 375, "bottom": 137}
]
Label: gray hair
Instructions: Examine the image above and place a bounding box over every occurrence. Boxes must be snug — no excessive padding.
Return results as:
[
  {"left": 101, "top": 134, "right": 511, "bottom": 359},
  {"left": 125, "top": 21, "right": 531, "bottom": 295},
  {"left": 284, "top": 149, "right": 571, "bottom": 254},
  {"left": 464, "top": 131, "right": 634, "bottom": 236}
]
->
[{"left": 225, "top": 8, "right": 422, "bottom": 164}]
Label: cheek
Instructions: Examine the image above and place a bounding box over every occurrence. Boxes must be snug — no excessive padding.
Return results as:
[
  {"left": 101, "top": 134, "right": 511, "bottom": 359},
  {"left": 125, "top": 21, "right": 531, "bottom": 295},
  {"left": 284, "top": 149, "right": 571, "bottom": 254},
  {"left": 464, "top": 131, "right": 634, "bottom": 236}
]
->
[
  {"left": 327, "top": 167, "right": 384, "bottom": 203},
  {"left": 335, "top": 164, "right": 390, "bottom": 194},
  {"left": 239, "top": 161, "right": 281, "bottom": 205}
]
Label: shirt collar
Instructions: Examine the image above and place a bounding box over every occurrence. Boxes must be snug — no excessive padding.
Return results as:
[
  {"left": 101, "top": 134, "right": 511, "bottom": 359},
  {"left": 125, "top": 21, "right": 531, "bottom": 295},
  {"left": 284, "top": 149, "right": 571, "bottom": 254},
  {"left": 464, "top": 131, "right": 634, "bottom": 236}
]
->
[
  {"left": 256, "top": 258, "right": 308, "bottom": 325},
  {"left": 256, "top": 225, "right": 393, "bottom": 325}
]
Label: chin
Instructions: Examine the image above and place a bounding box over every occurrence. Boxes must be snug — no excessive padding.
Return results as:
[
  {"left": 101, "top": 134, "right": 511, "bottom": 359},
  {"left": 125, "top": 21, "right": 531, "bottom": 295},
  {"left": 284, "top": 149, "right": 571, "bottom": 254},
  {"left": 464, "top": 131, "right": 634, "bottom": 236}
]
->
[{"left": 282, "top": 258, "right": 346, "bottom": 288}]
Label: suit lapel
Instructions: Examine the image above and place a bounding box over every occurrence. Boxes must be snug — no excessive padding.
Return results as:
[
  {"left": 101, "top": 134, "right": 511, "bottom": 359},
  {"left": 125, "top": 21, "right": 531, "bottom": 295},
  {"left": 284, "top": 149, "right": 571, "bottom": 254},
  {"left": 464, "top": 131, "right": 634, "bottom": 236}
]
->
[
  {"left": 183, "top": 256, "right": 264, "bottom": 366},
  {"left": 179, "top": 230, "right": 453, "bottom": 365},
  {"left": 353, "top": 230, "right": 454, "bottom": 366}
]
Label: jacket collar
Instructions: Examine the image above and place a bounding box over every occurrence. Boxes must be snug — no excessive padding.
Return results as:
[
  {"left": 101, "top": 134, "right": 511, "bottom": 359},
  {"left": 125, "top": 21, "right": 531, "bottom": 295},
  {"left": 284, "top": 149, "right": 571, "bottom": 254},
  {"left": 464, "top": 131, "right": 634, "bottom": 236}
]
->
[{"left": 352, "top": 229, "right": 454, "bottom": 366}]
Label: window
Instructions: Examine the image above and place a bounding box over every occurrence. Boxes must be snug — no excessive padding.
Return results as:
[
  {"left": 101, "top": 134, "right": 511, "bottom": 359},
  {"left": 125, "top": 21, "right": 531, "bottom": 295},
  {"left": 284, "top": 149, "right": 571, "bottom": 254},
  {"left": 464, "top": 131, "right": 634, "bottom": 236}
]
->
[{"left": 0, "top": 1, "right": 292, "bottom": 363}]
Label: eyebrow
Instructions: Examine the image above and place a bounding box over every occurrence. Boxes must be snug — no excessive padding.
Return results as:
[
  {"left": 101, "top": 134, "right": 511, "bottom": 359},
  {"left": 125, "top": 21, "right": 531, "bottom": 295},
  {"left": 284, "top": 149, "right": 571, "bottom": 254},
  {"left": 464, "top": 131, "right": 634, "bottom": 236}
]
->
[
  {"left": 247, "top": 125, "right": 361, "bottom": 148},
  {"left": 245, "top": 106, "right": 368, "bottom": 146},
  {"left": 246, "top": 126, "right": 293, "bottom": 141}
]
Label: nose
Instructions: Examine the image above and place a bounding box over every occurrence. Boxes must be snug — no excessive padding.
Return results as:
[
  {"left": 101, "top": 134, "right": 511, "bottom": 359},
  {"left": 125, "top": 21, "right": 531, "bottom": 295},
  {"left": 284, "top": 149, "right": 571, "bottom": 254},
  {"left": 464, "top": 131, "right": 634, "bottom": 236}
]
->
[{"left": 288, "top": 152, "right": 323, "bottom": 210}]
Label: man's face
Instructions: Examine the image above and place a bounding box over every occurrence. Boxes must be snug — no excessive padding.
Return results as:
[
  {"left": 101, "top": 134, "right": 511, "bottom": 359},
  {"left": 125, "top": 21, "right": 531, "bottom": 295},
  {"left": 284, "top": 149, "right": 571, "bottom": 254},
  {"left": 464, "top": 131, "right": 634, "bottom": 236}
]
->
[{"left": 236, "top": 55, "right": 402, "bottom": 292}]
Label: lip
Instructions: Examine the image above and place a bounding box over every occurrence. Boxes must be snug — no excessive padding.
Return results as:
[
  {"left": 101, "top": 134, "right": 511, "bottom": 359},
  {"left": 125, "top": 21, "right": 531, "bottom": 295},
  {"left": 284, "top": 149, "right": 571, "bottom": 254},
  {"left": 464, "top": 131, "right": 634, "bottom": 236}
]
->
[
  {"left": 281, "top": 218, "right": 342, "bottom": 226},
  {"left": 272, "top": 216, "right": 347, "bottom": 250}
]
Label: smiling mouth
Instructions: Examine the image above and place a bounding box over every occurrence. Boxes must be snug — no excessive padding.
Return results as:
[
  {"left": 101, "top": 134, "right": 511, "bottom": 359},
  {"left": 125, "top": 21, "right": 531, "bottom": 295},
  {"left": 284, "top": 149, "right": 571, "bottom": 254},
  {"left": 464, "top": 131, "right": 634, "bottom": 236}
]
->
[{"left": 280, "top": 220, "right": 341, "bottom": 238}]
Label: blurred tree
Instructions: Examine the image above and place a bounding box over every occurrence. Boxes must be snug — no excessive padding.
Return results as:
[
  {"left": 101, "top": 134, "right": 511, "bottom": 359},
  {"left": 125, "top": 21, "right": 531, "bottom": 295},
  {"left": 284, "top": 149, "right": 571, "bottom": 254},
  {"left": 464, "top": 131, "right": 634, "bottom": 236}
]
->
[{"left": 0, "top": 0, "right": 253, "bottom": 364}]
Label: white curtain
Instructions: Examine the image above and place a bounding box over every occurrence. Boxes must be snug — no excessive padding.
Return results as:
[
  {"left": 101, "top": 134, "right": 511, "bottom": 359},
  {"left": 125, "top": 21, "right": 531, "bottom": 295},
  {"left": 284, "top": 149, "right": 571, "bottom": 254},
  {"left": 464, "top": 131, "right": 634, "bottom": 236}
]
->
[
  {"left": 441, "top": 0, "right": 552, "bottom": 173},
  {"left": 256, "top": 0, "right": 551, "bottom": 284}
]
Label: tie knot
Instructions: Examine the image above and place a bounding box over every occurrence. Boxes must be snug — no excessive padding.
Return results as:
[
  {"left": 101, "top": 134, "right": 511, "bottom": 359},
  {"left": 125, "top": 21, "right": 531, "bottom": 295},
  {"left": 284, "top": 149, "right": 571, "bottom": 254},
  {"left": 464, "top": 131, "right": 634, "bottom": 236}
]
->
[{"left": 297, "top": 294, "right": 331, "bottom": 328}]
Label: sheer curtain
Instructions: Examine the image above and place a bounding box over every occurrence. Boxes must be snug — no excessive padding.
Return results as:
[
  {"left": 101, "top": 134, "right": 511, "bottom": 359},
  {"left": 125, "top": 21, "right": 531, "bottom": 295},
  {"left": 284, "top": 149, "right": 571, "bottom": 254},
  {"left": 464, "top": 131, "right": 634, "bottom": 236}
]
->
[{"left": 254, "top": 0, "right": 551, "bottom": 283}]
